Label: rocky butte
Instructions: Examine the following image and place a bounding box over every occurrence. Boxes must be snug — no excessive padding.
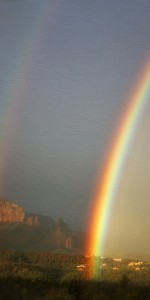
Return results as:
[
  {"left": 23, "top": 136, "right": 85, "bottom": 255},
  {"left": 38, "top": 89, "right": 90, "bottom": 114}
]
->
[
  {"left": 0, "top": 199, "right": 50, "bottom": 226},
  {"left": 0, "top": 199, "right": 85, "bottom": 252},
  {"left": 0, "top": 199, "right": 25, "bottom": 222}
]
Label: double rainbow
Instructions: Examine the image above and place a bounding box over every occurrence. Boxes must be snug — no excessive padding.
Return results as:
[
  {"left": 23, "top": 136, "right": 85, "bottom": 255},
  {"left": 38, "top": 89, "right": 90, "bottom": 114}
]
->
[{"left": 87, "top": 60, "right": 150, "bottom": 275}]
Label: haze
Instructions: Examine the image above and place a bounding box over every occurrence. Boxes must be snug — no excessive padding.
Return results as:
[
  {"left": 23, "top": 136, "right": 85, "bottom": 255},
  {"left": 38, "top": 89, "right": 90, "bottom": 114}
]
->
[{"left": 0, "top": 1, "right": 150, "bottom": 256}]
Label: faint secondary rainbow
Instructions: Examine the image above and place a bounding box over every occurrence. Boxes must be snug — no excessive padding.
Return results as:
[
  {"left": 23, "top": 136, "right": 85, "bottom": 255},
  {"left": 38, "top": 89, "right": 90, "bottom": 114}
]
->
[
  {"left": 87, "top": 60, "right": 150, "bottom": 272},
  {"left": 0, "top": 2, "right": 57, "bottom": 195}
]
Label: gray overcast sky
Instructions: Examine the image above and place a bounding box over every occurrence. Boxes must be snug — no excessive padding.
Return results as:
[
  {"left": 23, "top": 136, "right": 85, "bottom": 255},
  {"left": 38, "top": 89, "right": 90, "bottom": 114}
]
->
[{"left": 0, "top": 1, "right": 150, "bottom": 256}]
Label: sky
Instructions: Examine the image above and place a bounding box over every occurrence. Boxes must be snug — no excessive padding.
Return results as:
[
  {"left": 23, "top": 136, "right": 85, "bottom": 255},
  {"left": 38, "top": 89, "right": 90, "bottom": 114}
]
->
[{"left": 0, "top": 0, "right": 150, "bottom": 256}]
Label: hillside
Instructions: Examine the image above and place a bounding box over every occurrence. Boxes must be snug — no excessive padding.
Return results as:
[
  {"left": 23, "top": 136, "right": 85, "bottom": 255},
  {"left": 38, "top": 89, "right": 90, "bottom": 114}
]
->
[{"left": 0, "top": 199, "right": 85, "bottom": 252}]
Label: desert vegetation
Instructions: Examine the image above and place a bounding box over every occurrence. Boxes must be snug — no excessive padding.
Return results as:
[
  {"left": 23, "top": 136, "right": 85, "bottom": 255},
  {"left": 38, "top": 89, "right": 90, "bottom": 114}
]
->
[{"left": 0, "top": 250, "right": 150, "bottom": 299}]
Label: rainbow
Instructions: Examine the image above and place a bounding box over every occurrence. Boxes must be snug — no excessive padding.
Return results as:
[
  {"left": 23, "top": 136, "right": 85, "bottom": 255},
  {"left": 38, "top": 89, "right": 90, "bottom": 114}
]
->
[
  {"left": 87, "top": 60, "right": 150, "bottom": 275},
  {"left": 0, "top": 2, "right": 57, "bottom": 195}
]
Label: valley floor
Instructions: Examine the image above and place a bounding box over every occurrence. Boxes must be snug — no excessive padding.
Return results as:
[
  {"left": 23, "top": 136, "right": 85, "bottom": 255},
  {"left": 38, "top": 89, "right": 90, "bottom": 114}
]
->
[{"left": 0, "top": 250, "right": 150, "bottom": 299}]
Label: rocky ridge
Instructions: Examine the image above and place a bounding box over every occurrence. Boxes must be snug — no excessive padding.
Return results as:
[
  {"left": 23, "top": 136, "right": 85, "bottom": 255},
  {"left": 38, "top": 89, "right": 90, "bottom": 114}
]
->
[
  {"left": 0, "top": 199, "right": 25, "bottom": 223},
  {"left": 0, "top": 199, "right": 85, "bottom": 252},
  {"left": 0, "top": 199, "right": 52, "bottom": 227}
]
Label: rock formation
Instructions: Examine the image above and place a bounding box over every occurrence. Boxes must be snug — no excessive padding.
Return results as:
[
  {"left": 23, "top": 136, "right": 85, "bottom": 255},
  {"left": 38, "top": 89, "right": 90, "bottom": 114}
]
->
[
  {"left": 25, "top": 215, "right": 40, "bottom": 226},
  {"left": 0, "top": 199, "right": 25, "bottom": 222},
  {"left": 0, "top": 199, "right": 85, "bottom": 252},
  {"left": 0, "top": 199, "right": 54, "bottom": 227}
]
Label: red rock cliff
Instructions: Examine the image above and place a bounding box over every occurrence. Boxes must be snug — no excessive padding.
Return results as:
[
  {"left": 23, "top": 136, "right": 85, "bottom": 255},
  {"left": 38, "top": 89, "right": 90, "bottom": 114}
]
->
[{"left": 0, "top": 199, "right": 25, "bottom": 222}]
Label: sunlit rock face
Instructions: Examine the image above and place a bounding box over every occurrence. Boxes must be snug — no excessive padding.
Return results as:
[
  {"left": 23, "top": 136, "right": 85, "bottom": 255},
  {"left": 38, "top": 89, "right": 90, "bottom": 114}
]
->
[
  {"left": 0, "top": 199, "right": 85, "bottom": 252},
  {"left": 0, "top": 199, "right": 25, "bottom": 222},
  {"left": 25, "top": 215, "right": 40, "bottom": 226},
  {"left": 0, "top": 199, "right": 40, "bottom": 225},
  {"left": 0, "top": 199, "right": 53, "bottom": 227}
]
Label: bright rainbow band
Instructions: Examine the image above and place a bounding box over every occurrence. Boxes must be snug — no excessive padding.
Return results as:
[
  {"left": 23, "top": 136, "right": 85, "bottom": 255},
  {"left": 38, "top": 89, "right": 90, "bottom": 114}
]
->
[{"left": 87, "top": 60, "right": 150, "bottom": 276}]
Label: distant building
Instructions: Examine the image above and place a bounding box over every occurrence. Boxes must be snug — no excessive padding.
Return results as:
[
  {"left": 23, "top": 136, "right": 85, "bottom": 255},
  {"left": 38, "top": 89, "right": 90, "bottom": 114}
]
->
[{"left": 113, "top": 258, "right": 122, "bottom": 262}]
